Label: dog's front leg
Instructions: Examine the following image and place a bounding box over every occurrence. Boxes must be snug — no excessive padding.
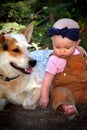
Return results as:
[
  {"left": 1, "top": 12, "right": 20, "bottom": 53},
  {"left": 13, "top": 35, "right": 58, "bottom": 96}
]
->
[
  {"left": 0, "top": 99, "right": 7, "bottom": 111},
  {"left": 23, "top": 87, "right": 41, "bottom": 110}
]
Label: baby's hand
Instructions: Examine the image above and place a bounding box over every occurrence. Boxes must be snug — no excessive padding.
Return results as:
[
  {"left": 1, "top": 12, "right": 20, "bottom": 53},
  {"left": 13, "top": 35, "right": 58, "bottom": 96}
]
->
[{"left": 39, "top": 96, "right": 49, "bottom": 109}]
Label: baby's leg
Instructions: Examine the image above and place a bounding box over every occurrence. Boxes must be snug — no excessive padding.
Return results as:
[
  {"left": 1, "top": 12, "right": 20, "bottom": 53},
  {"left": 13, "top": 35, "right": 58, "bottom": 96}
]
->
[{"left": 52, "top": 86, "right": 78, "bottom": 119}]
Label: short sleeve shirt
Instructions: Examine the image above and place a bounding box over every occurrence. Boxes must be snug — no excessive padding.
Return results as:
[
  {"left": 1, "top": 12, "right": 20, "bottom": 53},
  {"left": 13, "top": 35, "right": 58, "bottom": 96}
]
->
[{"left": 46, "top": 48, "right": 82, "bottom": 75}]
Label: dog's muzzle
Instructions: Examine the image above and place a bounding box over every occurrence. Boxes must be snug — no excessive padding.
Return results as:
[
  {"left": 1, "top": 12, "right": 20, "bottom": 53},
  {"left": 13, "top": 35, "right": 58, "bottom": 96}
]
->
[{"left": 10, "top": 59, "right": 37, "bottom": 75}]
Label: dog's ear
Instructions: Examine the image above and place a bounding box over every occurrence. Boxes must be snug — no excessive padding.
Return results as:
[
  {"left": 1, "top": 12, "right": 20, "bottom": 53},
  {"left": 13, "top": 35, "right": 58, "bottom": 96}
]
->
[
  {"left": 21, "top": 22, "right": 34, "bottom": 43},
  {"left": 0, "top": 34, "right": 13, "bottom": 43},
  {"left": 0, "top": 34, "right": 4, "bottom": 44}
]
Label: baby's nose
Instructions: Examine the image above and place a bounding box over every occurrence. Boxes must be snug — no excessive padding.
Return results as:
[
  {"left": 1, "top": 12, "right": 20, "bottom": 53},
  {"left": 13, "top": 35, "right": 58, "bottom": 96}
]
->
[{"left": 60, "top": 49, "right": 65, "bottom": 53}]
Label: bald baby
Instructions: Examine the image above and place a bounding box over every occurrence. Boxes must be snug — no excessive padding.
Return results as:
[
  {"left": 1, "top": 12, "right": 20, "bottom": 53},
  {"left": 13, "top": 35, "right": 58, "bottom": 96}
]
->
[{"left": 53, "top": 18, "right": 79, "bottom": 29}]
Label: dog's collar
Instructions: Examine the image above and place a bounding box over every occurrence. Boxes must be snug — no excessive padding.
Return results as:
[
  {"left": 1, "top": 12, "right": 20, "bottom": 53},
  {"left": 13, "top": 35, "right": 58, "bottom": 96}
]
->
[{"left": 0, "top": 74, "right": 20, "bottom": 82}]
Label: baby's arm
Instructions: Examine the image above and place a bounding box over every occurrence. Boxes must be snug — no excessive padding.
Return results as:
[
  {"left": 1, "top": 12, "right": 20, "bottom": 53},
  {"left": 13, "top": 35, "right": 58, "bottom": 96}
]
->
[{"left": 39, "top": 72, "right": 54, "bottom": 108}]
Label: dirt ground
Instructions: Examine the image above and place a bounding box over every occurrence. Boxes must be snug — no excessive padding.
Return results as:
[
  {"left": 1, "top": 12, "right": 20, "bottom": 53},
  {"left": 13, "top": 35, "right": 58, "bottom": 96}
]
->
[{"left": 0, "top": 103, "right": 87, "bottom": 130}]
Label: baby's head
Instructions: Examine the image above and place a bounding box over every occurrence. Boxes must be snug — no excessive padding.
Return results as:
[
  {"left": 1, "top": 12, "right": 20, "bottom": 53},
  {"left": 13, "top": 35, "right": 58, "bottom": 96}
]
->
[
  {"left": 49, "top": 18, "right": 80, "bottom": 41},
  {"left": 53, "top": 18, "right": 79, "bottom": 29},
  {"left": 49, "top": 18, "right": 81, "bottom": 57}
]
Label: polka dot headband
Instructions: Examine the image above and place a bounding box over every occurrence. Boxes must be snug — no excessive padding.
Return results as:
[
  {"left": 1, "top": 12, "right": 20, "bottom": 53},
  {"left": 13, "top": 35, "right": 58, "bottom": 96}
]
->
[{"left": 48, "top": 27, "right": 80, "bottom": 41}]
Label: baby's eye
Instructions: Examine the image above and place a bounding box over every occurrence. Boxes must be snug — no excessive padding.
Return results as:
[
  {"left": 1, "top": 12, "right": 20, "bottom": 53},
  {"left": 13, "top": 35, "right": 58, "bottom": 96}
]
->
[
  {"left": 56, "top": 47, "right": 60, "bottom": 49},
  {"left": 66, "top": 47, "right": 71, "bottom": 49}
]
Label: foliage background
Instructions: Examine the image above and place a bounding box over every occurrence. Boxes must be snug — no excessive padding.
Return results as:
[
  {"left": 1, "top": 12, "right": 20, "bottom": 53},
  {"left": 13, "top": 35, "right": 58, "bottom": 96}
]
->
[{"left": 0, "top": 0, "right": 87, "bottom": 50}]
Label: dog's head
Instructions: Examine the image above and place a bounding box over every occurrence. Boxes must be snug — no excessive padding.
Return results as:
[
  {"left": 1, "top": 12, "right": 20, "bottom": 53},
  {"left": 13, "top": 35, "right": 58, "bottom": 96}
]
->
[{"left": 0, "top": 22, "right": 37, "bottom": 79}]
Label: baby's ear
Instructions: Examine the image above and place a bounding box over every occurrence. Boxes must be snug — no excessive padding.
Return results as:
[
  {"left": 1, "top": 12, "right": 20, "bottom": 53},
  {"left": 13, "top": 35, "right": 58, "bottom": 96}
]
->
[
  {"left": 77, "top": 45, "right": 86, "bottom": 56},
  {"left": 76, "top": 39, "right": 81, "bottom": 45}
]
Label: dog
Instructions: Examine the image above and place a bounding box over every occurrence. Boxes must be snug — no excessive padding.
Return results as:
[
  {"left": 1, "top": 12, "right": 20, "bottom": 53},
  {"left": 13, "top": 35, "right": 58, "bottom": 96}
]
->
[{"left": 0, "top": 22, "right": 52, "bottom": 111}]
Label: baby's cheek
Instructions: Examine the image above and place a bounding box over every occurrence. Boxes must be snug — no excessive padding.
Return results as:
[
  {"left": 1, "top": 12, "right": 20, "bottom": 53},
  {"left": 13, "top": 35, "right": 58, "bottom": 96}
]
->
[{"left": 86, "top": 60, "right": 87, "bottom": 65}]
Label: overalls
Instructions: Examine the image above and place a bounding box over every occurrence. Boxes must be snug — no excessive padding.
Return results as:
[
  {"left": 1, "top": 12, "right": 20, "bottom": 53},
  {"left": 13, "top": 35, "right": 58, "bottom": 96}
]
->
[{"left": 51, "top": 47, "right": 87, "bottom": 111}]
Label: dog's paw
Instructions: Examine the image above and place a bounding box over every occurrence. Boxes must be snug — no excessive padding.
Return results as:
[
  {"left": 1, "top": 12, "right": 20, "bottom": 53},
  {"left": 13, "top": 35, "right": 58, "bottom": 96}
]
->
[
  {"left": 22, "top": 88, "right": 41, "bottom": 110},
  {"left": 23, "top": 99, "right": 38, "bottom": 110},
  {"left": 0, "top": 99, "right": 7, "bottom": 111},
  {"left": 23, "top": 88, "right": 40, "bottom": 109}
]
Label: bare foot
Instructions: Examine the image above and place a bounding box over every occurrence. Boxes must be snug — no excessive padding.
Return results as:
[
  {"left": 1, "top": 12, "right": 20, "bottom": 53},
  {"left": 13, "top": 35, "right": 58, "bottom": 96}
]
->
[
  {"left": 61, "top": 104, "right": 78, "bottom": 117},
  {"left": 61, "top": 105, "right": 77, "bottom": 116}
]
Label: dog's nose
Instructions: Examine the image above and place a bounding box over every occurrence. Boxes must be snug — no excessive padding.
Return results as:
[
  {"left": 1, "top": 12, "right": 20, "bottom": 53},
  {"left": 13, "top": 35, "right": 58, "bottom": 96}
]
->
[{"left": 29, "top": 59, "right": 37, "bottom": 67}]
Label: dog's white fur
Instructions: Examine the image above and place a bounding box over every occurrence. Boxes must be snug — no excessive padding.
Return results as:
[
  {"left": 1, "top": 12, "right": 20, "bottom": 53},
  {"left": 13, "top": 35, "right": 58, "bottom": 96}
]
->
[{"left": 0, "top": 22, "right": 52, "bottom": 110}]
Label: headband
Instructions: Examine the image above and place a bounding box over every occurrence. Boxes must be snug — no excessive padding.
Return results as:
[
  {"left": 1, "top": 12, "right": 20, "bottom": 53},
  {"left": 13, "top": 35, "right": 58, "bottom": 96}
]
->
[{"left": 48, "top": 27, "right": 80, "bottom": 41}]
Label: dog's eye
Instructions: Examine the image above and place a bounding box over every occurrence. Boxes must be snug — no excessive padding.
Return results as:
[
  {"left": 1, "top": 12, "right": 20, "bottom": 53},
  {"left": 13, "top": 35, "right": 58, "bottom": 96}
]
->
[
  {"left": 12, "top": 48, "right": 20, "bottom": 52},
  {"left": 3, "top": 43, "right": 8, "bottom": 50},
  {"left": 27, "top": 47, "right": 30, "bottom": 50}
]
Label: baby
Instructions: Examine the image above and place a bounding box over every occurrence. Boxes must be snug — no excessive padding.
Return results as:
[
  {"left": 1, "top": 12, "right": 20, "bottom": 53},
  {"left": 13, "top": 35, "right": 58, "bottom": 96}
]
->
[{"left": 39, "top": 18, "right": 87, "bottom": 119}]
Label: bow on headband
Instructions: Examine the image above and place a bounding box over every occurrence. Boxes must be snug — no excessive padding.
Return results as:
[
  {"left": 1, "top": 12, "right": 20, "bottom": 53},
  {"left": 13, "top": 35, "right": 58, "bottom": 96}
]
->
[{"left": 48, "top": 27, "right": 80, "bottom": 41}]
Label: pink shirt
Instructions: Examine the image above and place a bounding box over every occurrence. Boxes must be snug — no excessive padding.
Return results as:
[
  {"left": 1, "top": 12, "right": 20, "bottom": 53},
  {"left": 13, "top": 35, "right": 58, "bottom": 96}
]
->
[{"left": 46, "top": 48, "right": 87, "bottom": 75}]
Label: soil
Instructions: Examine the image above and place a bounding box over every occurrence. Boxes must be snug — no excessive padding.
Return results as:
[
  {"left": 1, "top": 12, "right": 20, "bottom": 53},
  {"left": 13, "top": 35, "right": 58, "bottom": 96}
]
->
[{"left": 0, "top": 103, "right": 87, "bottom": 130}]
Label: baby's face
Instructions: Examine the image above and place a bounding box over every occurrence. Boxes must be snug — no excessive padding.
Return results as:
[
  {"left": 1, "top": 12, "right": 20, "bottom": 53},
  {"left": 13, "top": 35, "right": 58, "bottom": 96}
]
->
[{"left": 52, "top": 35, "right": 79, "bottom": 58}]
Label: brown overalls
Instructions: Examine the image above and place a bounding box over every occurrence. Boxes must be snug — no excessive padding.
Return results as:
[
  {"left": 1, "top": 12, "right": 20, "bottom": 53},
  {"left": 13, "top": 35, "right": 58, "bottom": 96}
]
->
[{"left": 51, "top": 46, "right": 87, "bottom": 111}]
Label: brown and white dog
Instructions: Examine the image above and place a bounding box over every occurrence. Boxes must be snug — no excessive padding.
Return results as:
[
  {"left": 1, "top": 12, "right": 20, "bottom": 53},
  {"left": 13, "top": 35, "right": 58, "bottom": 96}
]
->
[{"left": 0, "top": 22, "right": 52, "bottom": 111}]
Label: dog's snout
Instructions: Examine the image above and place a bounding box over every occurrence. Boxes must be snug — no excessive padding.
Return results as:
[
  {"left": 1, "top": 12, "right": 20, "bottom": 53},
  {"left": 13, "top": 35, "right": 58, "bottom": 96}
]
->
[{"left": 29, "top": 59, "right": 37, "bottom": 67}]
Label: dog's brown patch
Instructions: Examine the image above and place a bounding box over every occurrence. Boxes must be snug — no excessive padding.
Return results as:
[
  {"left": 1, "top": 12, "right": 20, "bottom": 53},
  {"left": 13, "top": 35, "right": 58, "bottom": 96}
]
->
[{"left": 0, "top": 35, "right": 22, "bottom": 57}]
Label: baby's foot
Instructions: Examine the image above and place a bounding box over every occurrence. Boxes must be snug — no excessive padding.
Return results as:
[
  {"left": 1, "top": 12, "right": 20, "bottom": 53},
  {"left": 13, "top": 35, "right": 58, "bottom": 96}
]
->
[
  {"left": 61, "top": 104, "right": 78, "bottom": 115},
  {"left": 61, "top": 104, "right": 78, "bottom": 120}
]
